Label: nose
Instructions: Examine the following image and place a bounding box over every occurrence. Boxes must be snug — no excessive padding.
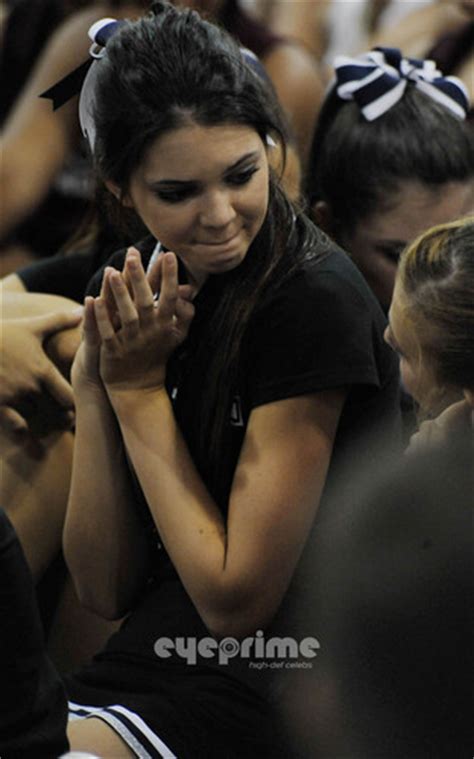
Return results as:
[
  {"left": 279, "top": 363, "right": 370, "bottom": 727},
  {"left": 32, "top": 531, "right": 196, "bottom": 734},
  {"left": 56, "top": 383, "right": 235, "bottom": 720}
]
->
[{"left": 199, "top": 189, "right": 237, "bottom": 229}]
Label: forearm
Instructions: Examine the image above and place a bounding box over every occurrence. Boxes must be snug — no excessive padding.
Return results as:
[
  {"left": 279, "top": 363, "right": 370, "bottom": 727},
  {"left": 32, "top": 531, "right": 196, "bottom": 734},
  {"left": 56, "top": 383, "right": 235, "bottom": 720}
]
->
[
  {"left": 64, "top": 390, "right": 150, "bottom": 618},
  {"left": 0, "top": 288, "right": 80, "bottom": 318},
  {"left": 110, "top": 388, "right": 234, "bottom": 630},
  {"left": 0, "top": 138, "right": 63, "bottom": 241}
]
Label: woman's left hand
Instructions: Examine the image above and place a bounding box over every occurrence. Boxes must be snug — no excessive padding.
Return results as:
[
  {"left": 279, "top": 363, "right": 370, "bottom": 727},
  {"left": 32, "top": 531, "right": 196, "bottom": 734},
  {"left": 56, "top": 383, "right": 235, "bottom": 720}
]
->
[{"left": 93, "top": 248, "right": 194, "bottom": 393}]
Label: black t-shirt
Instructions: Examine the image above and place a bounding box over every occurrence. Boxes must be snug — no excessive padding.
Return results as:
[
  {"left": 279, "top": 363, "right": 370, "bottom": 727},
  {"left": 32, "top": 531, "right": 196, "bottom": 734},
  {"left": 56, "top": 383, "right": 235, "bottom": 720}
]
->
[
  {"left": 17, "top": 251, "right": 99, "bottom": 303},
  {"left": 86, "top": 236, "right": 401, "bottom": 513},
  {"left": 79, "top": 235, "right": 401, "bottom": 694}
]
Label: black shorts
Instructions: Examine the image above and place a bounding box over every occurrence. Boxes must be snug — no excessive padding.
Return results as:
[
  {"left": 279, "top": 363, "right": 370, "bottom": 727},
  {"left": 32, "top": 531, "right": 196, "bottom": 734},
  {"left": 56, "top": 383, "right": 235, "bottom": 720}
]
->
[{"left": 65, "top": 657, "right": 288, "bottom": 759}]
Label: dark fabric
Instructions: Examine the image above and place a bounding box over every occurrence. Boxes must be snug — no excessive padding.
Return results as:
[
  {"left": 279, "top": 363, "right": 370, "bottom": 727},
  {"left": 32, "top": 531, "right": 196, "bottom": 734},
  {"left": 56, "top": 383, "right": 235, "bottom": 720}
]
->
[
  {"left": 426, "top": 21, "right": 474, "bottom": 122},
  {"left": 86, "top": 234, "right": 401, "bottom": 513},
  {"left": 0, "top": 510, "right": 69, "bottom": 758},
  {"left": 0, "top": 0, "right": 96, "bottom": 256},
  {"left": 67, "top": 225, "right": 401, "bottom": 755},
  {"left": 283, "top": 429, "right": 473, "bottom": 758},
  {"left": 221, "top": 0, "right": 285, "bottom": 60},
  {"left": 0, "top": 0, "right": 69, "bottom": 124},
  {"left": 17, "top": 250, "right": 100, "bottom": 303},
  {"left": 426, "top": 21, "right": 474, "bottom": 79}
]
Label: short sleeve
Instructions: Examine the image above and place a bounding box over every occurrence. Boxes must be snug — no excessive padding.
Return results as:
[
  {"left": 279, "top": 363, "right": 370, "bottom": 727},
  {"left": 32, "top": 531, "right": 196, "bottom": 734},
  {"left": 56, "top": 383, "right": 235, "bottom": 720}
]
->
[
  {"left": 85, "top": 238, "right": 156, "bottom": 297},
  {"left": 246, "top": 250, "right": 396, "bottom": 408},
  {"left": 16, "top": 253, "right": 97, "bottom": 302}
]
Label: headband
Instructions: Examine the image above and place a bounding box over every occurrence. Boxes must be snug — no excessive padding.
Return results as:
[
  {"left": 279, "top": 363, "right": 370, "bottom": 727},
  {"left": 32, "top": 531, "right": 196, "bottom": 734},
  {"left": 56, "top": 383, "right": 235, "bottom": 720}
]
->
[
  {"left": 41, "top": 18, "right": 275, "bottom": 153},
  {"left": 333, "top": 47, "right": 469, "bottom": 121}
]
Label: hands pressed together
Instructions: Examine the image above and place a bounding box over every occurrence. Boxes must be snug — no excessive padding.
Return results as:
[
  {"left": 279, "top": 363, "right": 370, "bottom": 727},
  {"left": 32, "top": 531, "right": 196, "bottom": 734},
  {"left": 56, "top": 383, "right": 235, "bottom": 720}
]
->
[
  {"left": 72, "top": 247, "right": 195, "bottom": 397},
  {"left": 0, "top": 248, "right": 193, "bottom": 444}
]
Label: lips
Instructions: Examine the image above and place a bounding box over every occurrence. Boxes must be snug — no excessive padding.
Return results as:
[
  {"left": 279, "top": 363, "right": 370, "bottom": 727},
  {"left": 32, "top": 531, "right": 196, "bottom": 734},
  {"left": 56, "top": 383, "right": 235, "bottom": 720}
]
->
[{"left": 196, "top": 231, "right": 240, "bottom": 246}]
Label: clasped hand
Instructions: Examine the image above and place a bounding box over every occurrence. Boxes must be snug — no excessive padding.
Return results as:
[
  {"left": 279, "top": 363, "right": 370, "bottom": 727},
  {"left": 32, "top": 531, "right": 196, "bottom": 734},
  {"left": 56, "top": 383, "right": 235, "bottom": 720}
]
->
[{"left": 77, "top": 248, "right": 194, "bottom": 394}]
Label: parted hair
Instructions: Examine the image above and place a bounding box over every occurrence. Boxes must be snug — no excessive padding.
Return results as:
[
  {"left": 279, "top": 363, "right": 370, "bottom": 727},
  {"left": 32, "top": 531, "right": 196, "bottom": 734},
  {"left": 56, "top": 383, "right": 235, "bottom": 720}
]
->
[
  {"left": 90, "top": 0, "right": 330, "bottom": 500},
  {"left": 398, "top": 216, "right": 474, "bottom": 403}
]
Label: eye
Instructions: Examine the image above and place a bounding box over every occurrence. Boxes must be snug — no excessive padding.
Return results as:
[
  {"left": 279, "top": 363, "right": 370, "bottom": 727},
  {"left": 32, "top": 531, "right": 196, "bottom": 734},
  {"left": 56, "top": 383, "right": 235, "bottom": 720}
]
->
[
  {"left": 154, "top": 187, "right": 196, "bottom": 204},
  {"left": 226, "top": 166, "right": 260, "bottom": 187}
]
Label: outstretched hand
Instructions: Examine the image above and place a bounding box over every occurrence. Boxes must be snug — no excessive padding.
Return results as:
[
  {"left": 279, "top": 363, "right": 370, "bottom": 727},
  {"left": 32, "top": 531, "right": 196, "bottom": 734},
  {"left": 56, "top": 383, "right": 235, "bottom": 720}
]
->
[
  {"left": 0, "top": 310, "right": 82, "bottom": 440},
  {"left": 93, "top": 248, "right": 194, "bottom": 393}
]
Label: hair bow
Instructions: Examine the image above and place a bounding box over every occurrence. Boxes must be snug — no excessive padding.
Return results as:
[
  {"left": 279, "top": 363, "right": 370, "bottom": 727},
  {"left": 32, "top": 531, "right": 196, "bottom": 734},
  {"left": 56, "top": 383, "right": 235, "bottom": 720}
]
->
[
  {"left": 40, "top": 19, "right": 125, "bottom": 109},
  {"left": 333, "top": 47, "right": 469, "bottom": 121},
  {"left": 40, "top": 18, "right": 126, "bottom": 150}
]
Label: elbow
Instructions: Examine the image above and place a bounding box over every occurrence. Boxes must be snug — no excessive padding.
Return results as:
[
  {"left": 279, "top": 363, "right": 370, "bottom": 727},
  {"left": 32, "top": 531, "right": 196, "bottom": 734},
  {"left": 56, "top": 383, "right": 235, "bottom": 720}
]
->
[
  {"left": 76, "top": 588, "right": 126, "bottom": 621},
  {"left": 63, "top": 537, "right": 132, "bottom": 621},
  {"left": 201, "top": 595, "right": 277, "bottom": 642},
  {"left": 205, "top": 615, "right": 273, "bottom": 643}
]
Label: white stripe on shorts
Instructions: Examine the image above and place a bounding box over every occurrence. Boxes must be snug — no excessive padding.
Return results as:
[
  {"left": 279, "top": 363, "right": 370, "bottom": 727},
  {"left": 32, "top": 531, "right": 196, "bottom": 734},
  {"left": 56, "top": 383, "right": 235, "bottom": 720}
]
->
[{"left": 68, "top": 701, "right": 177, "bottom": 759}]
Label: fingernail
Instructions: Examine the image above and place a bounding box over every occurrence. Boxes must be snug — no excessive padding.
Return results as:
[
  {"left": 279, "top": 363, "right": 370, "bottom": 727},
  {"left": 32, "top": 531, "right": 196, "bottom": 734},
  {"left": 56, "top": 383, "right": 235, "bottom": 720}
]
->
[{"left": 72, "top": 306, "right": 84, "bottom": 316}]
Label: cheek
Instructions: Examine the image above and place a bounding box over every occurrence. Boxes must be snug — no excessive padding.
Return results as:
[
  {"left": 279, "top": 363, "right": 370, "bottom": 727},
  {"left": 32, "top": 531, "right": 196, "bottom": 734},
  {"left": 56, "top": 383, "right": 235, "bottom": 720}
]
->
[
  {"left": 248, "top": 171, "right": 269, "bottom": 224},
  {"left": 399, "top": 359, "right": 414, "bottom": 395},
  {"left": 400, "top": 358, "right": 422, "bottom": 402},
  {"left": 144, "top": 203, "right": 194, "bottom": 244},
  {"left": 349, "top": 243, "right": 397, "bottom": 308}
]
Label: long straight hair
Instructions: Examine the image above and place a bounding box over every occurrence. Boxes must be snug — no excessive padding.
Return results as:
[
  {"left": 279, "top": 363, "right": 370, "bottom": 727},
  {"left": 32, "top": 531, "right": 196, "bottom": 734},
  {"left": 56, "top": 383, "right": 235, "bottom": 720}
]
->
[{"left": 90, "top": 1, "right": 331, "bottom": 495}]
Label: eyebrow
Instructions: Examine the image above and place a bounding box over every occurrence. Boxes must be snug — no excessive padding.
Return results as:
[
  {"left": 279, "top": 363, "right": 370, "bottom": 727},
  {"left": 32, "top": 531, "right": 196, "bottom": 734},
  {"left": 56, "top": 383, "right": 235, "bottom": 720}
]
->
[{"left": 146, "top": 151, "right": 261, "bottom": 188}]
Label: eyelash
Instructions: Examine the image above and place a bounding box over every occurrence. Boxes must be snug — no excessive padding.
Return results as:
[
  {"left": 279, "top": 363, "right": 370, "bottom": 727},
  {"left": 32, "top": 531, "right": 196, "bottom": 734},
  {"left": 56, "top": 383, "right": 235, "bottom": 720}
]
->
[
  {"left": 155, "top": 167, "right": 259, "bottom": 204},
  {"left": 226, "top": 166, "right": 260, "bottom": 186}
]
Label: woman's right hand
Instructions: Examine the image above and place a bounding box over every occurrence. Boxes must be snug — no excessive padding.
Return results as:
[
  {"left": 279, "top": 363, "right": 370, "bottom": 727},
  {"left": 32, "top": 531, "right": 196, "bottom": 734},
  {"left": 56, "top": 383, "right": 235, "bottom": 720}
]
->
[{"left": 93, "top": 250, "right": 194, "bottom": 394}]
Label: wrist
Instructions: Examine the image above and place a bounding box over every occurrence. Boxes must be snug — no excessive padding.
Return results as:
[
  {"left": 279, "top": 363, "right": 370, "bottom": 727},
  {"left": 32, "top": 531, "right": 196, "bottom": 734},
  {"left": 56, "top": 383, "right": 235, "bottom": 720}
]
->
[
  {"left": 73, "top": 376, "right": 108, "bottom": 402},
  {"left": 107, "top": 384, "right": 168, "bottom": 412}
]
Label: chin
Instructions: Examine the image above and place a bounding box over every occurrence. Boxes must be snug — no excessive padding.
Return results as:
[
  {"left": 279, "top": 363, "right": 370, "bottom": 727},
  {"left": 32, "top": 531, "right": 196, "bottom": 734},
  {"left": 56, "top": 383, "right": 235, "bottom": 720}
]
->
[{"left": 211, "top": 252, "right": 246, "bottom": 272}]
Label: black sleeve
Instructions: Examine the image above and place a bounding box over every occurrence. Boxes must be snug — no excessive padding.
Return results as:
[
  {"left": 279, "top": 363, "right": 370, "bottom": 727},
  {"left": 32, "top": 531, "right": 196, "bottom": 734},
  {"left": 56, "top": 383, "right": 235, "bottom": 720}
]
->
[
  {"left": 246, "top": 250, "right": 397, "bottom": 409},
  {"left": 16, "top": 253, "right": 99, "bottom": 303},
  {"left": 85, "top": 238, "right": 156, "bottom": 297}
]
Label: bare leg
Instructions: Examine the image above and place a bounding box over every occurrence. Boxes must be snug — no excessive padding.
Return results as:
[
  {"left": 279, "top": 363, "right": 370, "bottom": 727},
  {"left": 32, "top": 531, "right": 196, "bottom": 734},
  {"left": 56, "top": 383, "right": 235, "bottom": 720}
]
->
[
  {"left": 1, "top": 428, "right": 74, "bottom": 581},
  {"left": 68, "top": 718, "right": 135, "bottom": 757},
  {"left": 1, "top": 426, "right": 120, "bottom": 673}
]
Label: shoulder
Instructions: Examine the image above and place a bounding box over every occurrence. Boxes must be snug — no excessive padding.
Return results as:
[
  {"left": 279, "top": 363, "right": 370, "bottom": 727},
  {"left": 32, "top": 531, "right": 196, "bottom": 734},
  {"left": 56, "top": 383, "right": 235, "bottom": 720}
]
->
[
  {"left": 244, "top": 245, "right": 397, "bottom": 404},
  {"left": 258, "top": 246, "right": 384, "bottom": 331},
  {"left": 16, "top": 252, "right": 97, "bottom": 302}
]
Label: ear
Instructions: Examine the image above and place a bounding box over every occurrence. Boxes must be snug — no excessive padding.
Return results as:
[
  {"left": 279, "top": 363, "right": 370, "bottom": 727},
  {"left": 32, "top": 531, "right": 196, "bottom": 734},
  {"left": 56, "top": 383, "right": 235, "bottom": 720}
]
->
[
  {"left": 312, "top": 200, "right": 334, "bottom": 235},
  {"left": 104, "top": 180, "right": 134, "bottom": 209}
]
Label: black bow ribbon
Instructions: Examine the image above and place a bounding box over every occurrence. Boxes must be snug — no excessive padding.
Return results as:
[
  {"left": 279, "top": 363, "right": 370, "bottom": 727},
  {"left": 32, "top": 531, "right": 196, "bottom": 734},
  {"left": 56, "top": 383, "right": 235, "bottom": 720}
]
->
[{"left": 40, "top": 59, "right": 93, "bottom": 110}]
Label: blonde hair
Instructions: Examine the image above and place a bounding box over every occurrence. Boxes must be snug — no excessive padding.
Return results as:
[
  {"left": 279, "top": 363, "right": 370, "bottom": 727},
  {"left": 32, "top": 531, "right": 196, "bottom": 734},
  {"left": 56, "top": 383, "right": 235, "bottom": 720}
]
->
[{"left": 397, "top": 216, "right": 474, "bottom": 411}]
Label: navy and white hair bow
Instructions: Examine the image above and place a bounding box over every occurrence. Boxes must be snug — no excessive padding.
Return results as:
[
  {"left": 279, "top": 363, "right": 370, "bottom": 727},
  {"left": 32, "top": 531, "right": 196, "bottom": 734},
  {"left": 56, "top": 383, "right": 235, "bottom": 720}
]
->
[
  {"left": 333, "top": 47, "right": 469, "bottom": 121},
  {"left": 40, "top": 18, "right": 126, "bottom": 150}
]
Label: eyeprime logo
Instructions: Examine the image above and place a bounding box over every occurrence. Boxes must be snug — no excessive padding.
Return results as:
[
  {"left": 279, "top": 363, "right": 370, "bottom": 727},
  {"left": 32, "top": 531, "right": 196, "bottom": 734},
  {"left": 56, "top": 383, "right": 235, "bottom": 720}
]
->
[{"left": 153, "top": 630, "right": 320, "bottom": 666}]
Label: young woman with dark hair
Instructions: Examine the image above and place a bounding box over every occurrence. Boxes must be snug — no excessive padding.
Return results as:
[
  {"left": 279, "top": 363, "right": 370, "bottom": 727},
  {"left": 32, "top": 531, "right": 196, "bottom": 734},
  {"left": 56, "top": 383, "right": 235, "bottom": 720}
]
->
[
  {"left": 51, "top": 4, "right": 401, "bottom": 755},
  {"left": 306, "top": 48, "right": 474, "bottom": 312}
]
